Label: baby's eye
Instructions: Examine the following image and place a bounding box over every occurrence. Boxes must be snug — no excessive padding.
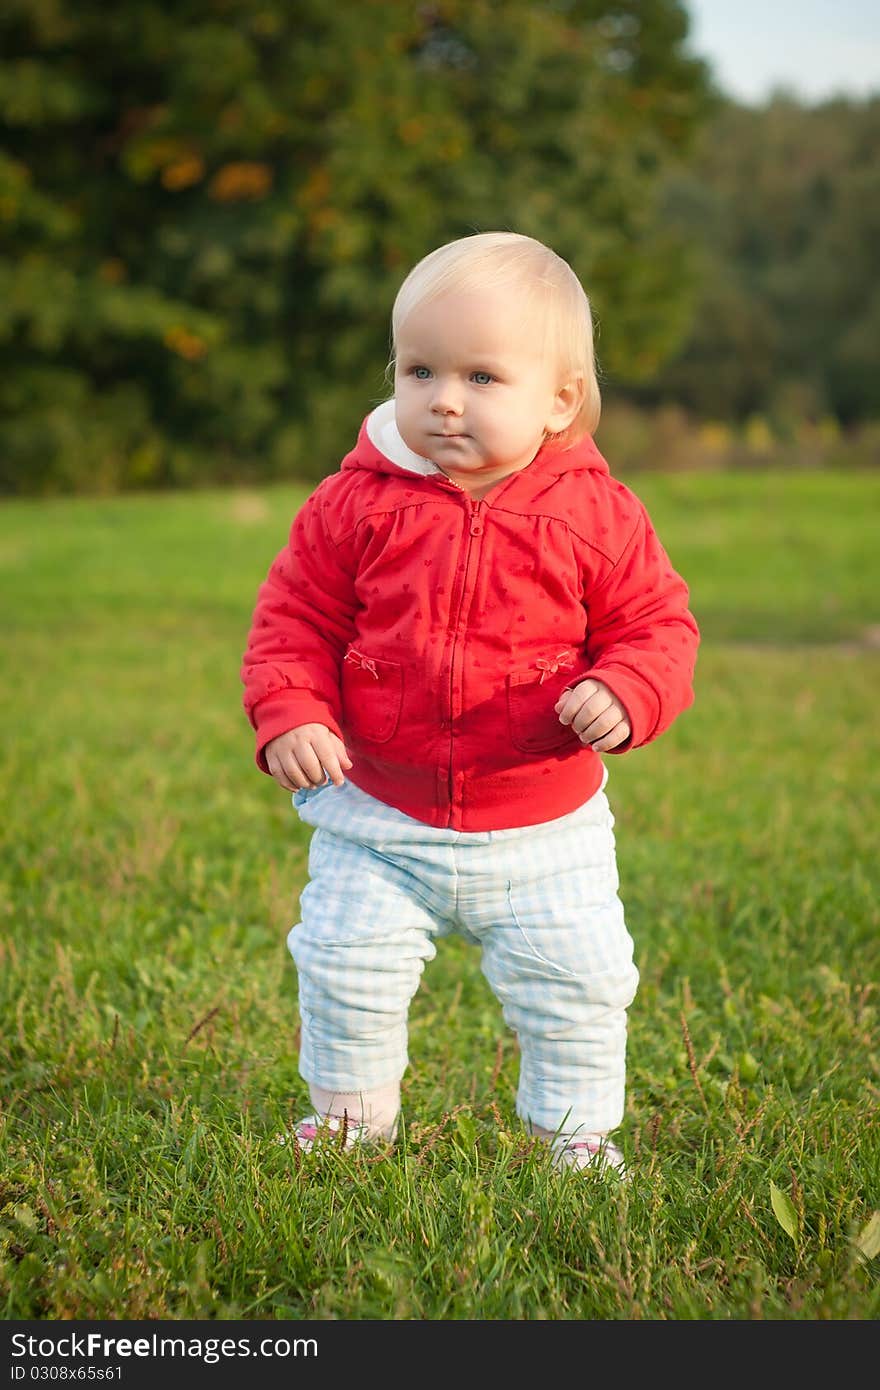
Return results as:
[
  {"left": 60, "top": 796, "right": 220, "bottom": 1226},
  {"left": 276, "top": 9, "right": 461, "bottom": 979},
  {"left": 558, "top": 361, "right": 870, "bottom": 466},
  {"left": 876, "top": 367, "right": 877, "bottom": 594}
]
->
[
  {"left": 412, "top": 366, "right": 432, "bottom": 380},
  {"left": 471, "top": 371, "right": 493, "bottom": 385}
]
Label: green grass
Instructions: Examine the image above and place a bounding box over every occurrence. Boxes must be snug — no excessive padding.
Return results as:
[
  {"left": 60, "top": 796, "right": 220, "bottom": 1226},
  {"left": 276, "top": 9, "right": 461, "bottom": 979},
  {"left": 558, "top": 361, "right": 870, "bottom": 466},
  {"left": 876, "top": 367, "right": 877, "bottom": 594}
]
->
[{"left": 1, "top": 470, "right": 879, "bottom": 1320}]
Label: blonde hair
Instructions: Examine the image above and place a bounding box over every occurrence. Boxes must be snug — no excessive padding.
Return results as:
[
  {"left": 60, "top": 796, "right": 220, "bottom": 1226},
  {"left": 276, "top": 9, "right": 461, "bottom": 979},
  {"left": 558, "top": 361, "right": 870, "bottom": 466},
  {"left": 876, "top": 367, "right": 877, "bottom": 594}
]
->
[{"left": 390, "top": 231, "right": 601, "bottom": 439}]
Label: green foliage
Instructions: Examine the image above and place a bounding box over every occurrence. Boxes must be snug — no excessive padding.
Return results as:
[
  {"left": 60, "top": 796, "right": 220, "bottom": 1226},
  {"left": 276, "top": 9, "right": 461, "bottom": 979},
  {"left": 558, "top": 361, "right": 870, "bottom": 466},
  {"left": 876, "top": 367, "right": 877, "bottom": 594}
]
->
[
  {"left": 0, "top": 473, "right": 879, "bottom": 1317},
  {"left": 640, "top": 94, "right": 880, "bottom": 425},
  {"left": 0, "top": 1, "right": 713, "bottom": 493},
  {"left": 770, "top": 1181, "right": 799, "bottom": 1242},
  {"left": 2, "top": 4, "right": 878, "bottom": 495}
]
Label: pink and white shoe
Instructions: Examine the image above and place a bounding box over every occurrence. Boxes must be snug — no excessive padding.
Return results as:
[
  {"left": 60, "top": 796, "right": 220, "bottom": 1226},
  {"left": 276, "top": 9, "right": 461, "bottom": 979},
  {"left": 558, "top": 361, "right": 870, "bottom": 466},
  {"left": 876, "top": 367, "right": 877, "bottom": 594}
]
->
[
  {"left": 277, "top": 1112, "right": 372, "bottom": 1153},
  {"left": 552, "top": 1132, "right": 628, "bottom": 1179}
]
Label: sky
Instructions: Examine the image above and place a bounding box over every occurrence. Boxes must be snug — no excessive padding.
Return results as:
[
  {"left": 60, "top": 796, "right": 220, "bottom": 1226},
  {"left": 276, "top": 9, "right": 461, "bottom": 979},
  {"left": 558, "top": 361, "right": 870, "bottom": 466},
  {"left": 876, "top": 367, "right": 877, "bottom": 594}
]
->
[{"left": 683, "top": 0, "right": 880, "bottom": 104}]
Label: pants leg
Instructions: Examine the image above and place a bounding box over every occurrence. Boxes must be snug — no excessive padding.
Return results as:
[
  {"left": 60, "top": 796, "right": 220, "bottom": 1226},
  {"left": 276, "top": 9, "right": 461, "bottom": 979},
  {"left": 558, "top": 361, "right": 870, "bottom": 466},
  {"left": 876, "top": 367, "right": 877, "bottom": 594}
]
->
[
  {"left": 464, "top": 791, "right": 640, "bottom": 1135},
  {"left": 287, "top": 821, "right": 442, "bottom": 1093}
]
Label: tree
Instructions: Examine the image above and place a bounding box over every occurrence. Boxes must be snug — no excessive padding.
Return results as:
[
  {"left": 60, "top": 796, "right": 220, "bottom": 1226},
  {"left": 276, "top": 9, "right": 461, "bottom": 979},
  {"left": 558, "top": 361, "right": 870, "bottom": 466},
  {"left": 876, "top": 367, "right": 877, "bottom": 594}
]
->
[
  {"left": 0, "top": 0, "right": 714, "bottom": 492},
  {"left": 639, "top": 92, "right": 880, "bottom": 425}
]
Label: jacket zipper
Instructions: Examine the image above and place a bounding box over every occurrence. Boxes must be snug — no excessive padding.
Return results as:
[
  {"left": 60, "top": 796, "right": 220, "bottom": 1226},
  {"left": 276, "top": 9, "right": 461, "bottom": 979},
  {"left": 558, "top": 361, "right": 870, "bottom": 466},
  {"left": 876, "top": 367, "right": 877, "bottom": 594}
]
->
[{"left": 446, "top": 497, "right": 484, "bottom": 817}]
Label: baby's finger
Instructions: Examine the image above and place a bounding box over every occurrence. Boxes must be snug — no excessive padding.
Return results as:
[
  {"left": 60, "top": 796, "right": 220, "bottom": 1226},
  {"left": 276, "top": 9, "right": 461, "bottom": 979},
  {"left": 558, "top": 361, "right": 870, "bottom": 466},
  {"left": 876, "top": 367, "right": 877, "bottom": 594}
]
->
[
  {"left": 320, "top": 751, "right": 349, "bottom": 787},
  {"left": 573, "top": 700, "right": 617, "bottom": 741},
  {"left": 330, "top": 735, "right": 354, "bottom": 770},
  {"left": 266, "top": 754, "right": 300, "bottom": 794},
  {"left": 554, "top": 690, "right": 584, "bottom": 726},
  {"left": 292, "top": 744, "right": 328, "bottom": 787},
  {"left": 555, "top": 679, "right": 601, "bottom": 726},
  {"left": 583, "top": 721, "right": 631, "bottom": 754},
  {"left": 311, "top": 734, "right": 353, "bottom": 786}
]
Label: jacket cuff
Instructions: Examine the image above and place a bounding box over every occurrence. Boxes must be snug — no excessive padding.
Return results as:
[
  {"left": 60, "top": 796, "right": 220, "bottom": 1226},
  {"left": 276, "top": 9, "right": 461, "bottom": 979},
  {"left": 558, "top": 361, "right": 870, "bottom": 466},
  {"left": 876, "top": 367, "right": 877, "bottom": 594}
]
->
[
  {"left": 563, "top": 664, "right": 661, "bottom": 752},
  {"left": 251, "top": 692, "right": 344, "bottom": 772}
]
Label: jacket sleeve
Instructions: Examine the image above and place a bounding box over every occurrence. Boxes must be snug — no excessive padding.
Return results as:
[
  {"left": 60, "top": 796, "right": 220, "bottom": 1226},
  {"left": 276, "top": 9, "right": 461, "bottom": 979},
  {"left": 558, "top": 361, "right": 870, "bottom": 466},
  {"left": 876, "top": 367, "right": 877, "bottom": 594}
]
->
[
  {"left": 240, "top": 482, "right": 359, "bottom": 771},
  {"left": 568, "top": 505, "right": 700, "bottom": 751}
]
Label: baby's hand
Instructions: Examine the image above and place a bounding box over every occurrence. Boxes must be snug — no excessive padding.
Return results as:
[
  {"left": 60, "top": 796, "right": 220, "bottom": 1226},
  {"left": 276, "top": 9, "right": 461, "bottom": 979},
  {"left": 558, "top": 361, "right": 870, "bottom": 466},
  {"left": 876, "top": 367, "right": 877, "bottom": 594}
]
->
[
  {"left": 554, "top": 679, "right": 632, "bottom": 753},
  {"left": 264, "top": 725, "right": 353, "bottom": 792}
]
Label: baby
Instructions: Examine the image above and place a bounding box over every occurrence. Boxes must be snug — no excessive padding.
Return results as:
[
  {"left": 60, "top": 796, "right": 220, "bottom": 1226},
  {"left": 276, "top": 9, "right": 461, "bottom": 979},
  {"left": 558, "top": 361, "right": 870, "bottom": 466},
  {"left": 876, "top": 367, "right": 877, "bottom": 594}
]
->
[{"left": 241, "top": 231, "right": 699, "bottom": 1176}]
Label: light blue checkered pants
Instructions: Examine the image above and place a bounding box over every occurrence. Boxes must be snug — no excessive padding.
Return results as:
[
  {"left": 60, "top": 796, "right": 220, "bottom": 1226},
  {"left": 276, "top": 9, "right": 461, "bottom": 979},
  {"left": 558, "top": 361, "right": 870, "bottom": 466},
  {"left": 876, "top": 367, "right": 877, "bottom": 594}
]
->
[{"left": 287, "top": 772, "right": 639, "bottom": 1135}]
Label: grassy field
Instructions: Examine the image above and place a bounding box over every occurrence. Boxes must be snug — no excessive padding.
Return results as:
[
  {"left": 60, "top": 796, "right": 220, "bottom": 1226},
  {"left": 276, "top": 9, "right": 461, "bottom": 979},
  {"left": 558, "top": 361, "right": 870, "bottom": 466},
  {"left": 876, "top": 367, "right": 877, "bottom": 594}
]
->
[{"left": 1, "top": 469, "right": 878, "bottom": 1321}]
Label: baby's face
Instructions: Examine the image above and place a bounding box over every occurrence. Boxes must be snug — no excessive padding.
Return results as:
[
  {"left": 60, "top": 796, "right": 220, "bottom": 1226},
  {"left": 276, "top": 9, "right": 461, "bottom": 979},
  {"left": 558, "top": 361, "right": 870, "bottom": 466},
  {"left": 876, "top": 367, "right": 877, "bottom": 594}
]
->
[{"left": 393, "top": 288, "right": 579, "bottom": 495}]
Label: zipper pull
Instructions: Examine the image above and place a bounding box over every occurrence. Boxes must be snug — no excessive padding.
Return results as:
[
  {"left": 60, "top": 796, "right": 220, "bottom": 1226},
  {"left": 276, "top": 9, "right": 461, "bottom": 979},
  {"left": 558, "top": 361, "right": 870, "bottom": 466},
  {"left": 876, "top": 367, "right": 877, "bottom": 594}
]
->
[{"left": 469, "top": 501, "right": 484, "bottom": 537}]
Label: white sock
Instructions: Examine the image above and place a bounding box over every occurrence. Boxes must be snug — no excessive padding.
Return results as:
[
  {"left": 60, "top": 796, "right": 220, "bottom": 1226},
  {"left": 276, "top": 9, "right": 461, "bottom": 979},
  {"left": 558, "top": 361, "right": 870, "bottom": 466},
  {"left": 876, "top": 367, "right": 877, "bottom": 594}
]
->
[
  {"left": 309, "top": 1082, "right": 400, "bottom": 1141},
  {"left": 531, "top": 1123, "right": 608, "bottom": 1142}
]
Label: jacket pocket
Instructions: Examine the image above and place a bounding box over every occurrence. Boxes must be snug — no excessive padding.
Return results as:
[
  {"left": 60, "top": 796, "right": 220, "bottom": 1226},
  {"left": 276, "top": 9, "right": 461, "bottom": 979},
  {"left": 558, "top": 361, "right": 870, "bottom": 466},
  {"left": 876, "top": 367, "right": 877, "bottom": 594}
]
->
[
  {"left": 341, "top": 647, "right": 404, "bottom": 745},
  {"left": 507, "top": 655, "right": 578, "bottom": 754}
]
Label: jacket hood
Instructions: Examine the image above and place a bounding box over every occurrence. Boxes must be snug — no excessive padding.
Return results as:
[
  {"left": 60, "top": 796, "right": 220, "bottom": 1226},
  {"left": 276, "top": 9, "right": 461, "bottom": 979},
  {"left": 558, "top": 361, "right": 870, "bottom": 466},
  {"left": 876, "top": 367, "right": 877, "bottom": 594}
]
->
[{"left": 341, "top": 399, "right": 610, "bottom": 482}]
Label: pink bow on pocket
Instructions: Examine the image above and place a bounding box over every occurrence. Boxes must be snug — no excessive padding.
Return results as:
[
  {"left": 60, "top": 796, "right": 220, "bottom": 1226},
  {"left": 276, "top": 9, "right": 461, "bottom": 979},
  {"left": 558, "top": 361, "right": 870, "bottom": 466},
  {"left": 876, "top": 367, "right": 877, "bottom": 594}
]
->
[
  {"left": 535, "top": 650, "right": 575, "bottom": 684},
  {"left": 344, "top": 648, "right": 379, "bottom": 680}
]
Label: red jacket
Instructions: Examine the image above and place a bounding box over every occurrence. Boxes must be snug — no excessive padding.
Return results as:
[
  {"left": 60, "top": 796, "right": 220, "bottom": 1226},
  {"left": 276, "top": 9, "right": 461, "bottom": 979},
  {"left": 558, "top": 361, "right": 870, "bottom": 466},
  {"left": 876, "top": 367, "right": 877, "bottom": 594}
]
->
[{"left": 241, "top": 401, "right": 699, "bottom": 831}]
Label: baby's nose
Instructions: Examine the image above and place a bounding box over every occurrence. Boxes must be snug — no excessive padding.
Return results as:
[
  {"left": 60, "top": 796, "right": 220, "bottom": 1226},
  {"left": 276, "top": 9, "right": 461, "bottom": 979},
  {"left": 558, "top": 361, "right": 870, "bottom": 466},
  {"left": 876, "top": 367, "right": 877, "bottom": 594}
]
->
[{"left": 430, "top": 381, "right": 463, "bottom": 413}]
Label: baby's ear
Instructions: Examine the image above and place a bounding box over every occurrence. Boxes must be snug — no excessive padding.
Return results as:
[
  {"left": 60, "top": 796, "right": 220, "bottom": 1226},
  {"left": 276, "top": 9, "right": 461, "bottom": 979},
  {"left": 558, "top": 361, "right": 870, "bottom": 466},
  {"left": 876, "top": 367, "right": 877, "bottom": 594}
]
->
[{"left": 547, "top": 376, "right": 585, "bottom": 434}]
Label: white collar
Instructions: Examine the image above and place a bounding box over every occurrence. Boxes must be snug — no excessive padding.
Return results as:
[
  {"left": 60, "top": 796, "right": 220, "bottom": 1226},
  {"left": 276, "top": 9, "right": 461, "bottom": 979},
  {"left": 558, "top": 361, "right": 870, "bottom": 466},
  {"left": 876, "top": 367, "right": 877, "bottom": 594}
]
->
[{"left": 365, "top": 399, "right": 441, "bottom": 477}]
